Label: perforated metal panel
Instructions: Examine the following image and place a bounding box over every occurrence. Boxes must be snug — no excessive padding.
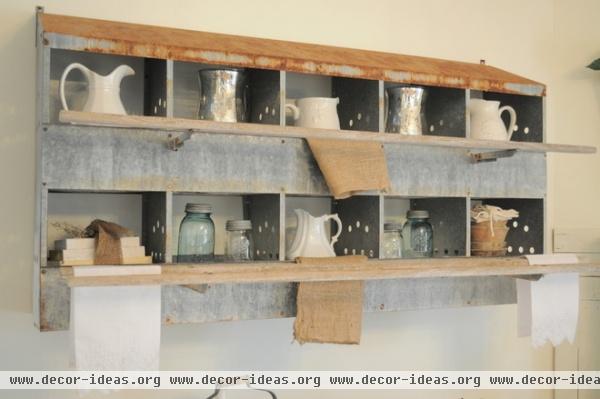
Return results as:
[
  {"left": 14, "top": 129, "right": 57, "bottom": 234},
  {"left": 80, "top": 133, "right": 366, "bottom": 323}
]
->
[
  {"left": 143, "top": 59, "right": 167, "bottom": 117},
  {"left": 244, "top": 194, "right": 280, "bottom": 261},
  {"left": 248, "top": 69, "right": 280, "bottom": 125},
  {"left": 411, "top": 197, "right": 467, "bottom": 256},
  {"left": 425, "top": 87, "right": 466, "bottom": 137},
  {"left": 332, "top": 77, "right": 379, "bottom": 132},
  {"left": 332, "top": 196, "right": 380, "bottom": 258},
  {"left": 142, "top": 192, "right": 170, "bottom": 263},
  {"left": 483, "top": 92, "right": 543, "bottom": 143},
  {"left": 480, "top": 198, "right": 544, "bottom": 256}
]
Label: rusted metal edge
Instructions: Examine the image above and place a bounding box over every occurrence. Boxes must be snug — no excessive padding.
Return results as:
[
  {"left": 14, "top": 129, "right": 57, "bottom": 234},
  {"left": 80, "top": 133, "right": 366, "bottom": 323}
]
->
[{"left": 39, "top": 12, "right": 546, "bottom": 97}]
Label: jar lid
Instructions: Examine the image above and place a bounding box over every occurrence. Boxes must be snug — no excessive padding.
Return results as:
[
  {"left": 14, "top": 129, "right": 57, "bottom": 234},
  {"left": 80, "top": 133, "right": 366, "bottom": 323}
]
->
[
  {"left": 407, "top": 210, "right": 429, "bottom": 219},
  {"left": 185, "top": 203, "right": 212, "bottom": 213},
  {"left": 384, "top": 222, "right": 403, "bottom": 231},
  {"left": 226, "top": 219, "right": 252, "bottom": 231}
]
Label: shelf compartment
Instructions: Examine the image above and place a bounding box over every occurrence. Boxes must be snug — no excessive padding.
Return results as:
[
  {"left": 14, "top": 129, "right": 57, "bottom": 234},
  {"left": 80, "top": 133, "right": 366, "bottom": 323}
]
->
[
  {"left": 58, "top": 111, "right": 596, "bottom": 154},
  {"left": 384, "top": 197, "right": 467, "bottom": 257},
  {"left": 333, "top": 196, "right": 381, "bottom": 258},
  {"left": 61, "top": 257, "right": 600, "bottom": 287},
  {"left": 173, "top": 61, "right": 280, "bottom": 125},
  {"left": 285, "top": 73, "right": 379, "bottom": 132},
  {"left": 383, "top": 83, "right": 466, "bottom": 137},
  {"left": 40, "top": 11, "right": 546, "bottom": 96},
  {"left": 49, "top": 49, "right": 165, "bottom": 123},
  {"left": 473, "top": 198, "right": 544, "bottom": 256},
  {"left": 173, "top": 193, "right": 281, "bottom": 262},
  {"left": 46, "top": 191, "right": 168, "bottom": 264},
  {"left": 471, "top": 91, "right": 543, "bottom": 143}
]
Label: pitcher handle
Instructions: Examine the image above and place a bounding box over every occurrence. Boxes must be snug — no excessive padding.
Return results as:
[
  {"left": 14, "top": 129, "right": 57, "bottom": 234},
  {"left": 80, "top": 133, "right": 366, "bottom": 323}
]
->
[
  {"left": 284, "top": 103, "right": 300, "bottom": 121},
  {"left": 326, "top": 214, "right": 343, "bottom": 248},
  {"left": 499, "top": 105, "right": 517, "bottom": 140},
  {"left": 59, "top": 63, "right": 89, "bottom": 111}
]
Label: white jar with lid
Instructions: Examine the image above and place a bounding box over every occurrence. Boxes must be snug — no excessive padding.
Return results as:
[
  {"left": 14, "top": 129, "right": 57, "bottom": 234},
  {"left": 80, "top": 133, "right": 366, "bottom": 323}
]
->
[{"left": 225, "top": 220, "right": 254, "bottom": 261}]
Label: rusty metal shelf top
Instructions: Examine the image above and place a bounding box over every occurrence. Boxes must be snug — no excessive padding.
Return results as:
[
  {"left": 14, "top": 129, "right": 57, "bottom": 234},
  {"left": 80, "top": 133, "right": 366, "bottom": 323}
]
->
[
  {"left": 61, "top": 257, "right": 599, "bottom": 287},
  {"left": 59, "top": 111, "right": 596, "bottom": 154},
  {"left": 40, "top": 12, "right": 545, "bottom": 96}
]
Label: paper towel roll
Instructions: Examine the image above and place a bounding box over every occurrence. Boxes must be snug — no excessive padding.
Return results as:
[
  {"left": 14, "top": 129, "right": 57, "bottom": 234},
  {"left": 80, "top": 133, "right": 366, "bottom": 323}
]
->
[
  {"left": 70, "top": 265, "right": 162, "bottom": 370},
  {"left": 517, "top": 255, "right": 580, "bottom": 348}
]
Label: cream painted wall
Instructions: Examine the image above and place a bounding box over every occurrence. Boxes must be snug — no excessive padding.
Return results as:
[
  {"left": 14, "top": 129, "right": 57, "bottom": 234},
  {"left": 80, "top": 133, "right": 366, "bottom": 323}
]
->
[{"left": 0, "top": 1, "right": 598, "bottom": 398}]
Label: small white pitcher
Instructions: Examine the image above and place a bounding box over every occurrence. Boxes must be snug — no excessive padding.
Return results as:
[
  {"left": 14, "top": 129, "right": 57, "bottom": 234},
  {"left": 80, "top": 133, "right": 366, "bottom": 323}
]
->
[
  {"left": 469, "top": 99, "right": 517, "bottom": 141},
  {"left": 285, "top": 97, "right": 340, "bottom": 129}
]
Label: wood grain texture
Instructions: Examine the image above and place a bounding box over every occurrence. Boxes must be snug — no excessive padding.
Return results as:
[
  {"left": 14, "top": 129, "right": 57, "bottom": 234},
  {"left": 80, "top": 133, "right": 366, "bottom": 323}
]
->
[
  {"left": 41, "top": 13, "right": 545, "bottom": 95},
  {"left": 59, "top": 111, "right": 596, "bottom": 154},
  {"left": 61, "top": 257, "right": 600, "bottom": 287}
]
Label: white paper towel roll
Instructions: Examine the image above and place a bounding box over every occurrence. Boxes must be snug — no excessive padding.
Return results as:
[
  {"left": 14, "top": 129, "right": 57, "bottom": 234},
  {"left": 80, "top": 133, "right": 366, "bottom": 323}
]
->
[
  {"left": 517, "top": 255, "right": 580, "bottom": 348},
  {"left": 70, "top": 265, "right": 162, "bottom": 370}
]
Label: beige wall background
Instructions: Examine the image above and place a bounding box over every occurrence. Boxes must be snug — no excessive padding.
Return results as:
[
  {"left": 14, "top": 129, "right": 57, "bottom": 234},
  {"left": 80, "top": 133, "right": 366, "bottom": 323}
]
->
[{"left": 0, "top": 1, "right": 599, "bottom": 398}]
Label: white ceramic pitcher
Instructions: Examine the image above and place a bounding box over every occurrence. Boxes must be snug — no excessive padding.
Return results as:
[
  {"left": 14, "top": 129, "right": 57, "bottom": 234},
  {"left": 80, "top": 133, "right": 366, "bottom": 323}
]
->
[
  {"left": 60, "top": 63, "right": 135, "bottom": 115},
  {"left": 469, "top": 99, "right": 517, "bottom": 141},
  {"left": 286, "top": 209, "right": 342, "bottom": 259},
  {"left": 285, "top": 97, "right": 340, "bottom": 129}
]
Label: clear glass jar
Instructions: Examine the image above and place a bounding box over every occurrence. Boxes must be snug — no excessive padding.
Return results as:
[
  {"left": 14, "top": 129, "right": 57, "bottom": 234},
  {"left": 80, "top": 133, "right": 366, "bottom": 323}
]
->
[
  {"left": 401, "top": 210, "right": 433, "bottom": 258},
  {"left": 177, "top": 203, "right": 215, "bottom": 262},
  {"left": 382, "top": 222, "right": 403, "bottom": 259},
  {"left": 225, "top": 220, "right": 254, "bottom": 261}
]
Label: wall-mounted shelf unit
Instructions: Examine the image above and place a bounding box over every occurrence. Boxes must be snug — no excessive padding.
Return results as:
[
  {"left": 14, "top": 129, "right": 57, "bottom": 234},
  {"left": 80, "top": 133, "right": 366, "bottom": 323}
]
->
[{"left": 35, "top": 9, "right": 598, "bottom": 332}]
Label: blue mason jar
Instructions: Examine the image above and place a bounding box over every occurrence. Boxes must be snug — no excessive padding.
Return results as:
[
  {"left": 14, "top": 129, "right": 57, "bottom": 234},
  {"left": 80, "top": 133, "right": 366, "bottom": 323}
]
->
[
  {"left": 401, "top": 210, "right": 433, "bottom": 258},
  {"left": 177, "top": 203, "right": 215, "bottom": 262}
]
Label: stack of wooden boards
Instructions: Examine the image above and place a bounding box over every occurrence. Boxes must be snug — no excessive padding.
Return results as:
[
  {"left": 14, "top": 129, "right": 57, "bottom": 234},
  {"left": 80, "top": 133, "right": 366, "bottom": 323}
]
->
[{"left": 49, "top": 237, "right": 152, "bottom": 265}]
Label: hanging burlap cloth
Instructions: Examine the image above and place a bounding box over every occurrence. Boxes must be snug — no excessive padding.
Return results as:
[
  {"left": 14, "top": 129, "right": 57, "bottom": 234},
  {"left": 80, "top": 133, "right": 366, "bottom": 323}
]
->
[
  {"left": 84, "top": 219, "right": 135, "bottom": 265},
  {"left": 307, "top": 138, "right": 390, "bottom": 199},
  {"left": 293, "top": 255, "right": 367, "bottom": 344}
]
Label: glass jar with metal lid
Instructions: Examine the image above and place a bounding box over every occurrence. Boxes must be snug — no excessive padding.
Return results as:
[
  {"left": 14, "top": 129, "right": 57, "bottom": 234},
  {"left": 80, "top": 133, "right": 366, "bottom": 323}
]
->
[
  {"left": 177, "top": 203, "right": 215, "bottom": 262},
  {"left": 382, "top": 222, "right": 403, "bottom": 259},
  {"left": 225, "top": 220, "right": 254, "bottom": 261},
  {"left": 401, "top": 210, "right": 433, "bottom": 258}
]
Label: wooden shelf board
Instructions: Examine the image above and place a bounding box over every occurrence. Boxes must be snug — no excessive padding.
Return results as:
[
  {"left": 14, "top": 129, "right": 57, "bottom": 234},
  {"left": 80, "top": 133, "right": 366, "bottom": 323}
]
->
[
  {"left": 59, "top": 111, "right": 596, "bottom": 155},
  {"left": 61, "top": 257, "right": 600, "bottom": 287},
  {"left": 40, "top": 12, "right": 544, "bottom": 96}
]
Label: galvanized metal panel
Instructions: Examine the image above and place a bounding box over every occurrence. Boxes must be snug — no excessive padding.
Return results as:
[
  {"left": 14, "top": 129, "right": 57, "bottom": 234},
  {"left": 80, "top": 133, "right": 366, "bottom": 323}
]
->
[
  {"left": 42, "top": 126, "right": 546, "bottom": 198},
  {"left": 142, "top": 192, "right": 169, "bottom": 263},
  {"left": 424, "top": 86, "right": 466, "bottom": 138},
  {"left": 249, "top": 69, "right": 280, "bottom": 125},
  {"left": 333, "top": 196, "right": 380, "bottom": 258},
  {"left": 144, "top": 59, "right": 167, "bottom": 117},
  {"left": 411, "top": 198, "right": 467, "bottom": 257},
  {"left": 244, "top": 195, "right": 281, "bottom": 260},
  {"left": 332, "top": 77, "right": 379, "bottom": 132},
  {"left": 39, "top": 268, "right": 516, "bottom": 331}
]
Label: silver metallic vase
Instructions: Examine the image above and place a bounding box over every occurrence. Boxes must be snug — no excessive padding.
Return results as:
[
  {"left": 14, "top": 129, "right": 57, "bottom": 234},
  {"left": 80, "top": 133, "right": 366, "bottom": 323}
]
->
[
  {"left": 198, "top": 68, "right": 249, "bottom": 122},
  {"left": 385, "top": 86, "right": 427, "bottom": 135}
]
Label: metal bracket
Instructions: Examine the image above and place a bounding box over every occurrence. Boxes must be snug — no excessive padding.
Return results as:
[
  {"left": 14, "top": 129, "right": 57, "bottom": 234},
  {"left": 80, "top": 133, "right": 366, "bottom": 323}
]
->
[
  {"left": 470, "top": 149, "right": 517, "bottom": 163},
  {"left": 167, "top": 130, "right": 193, "bottom": 151}
]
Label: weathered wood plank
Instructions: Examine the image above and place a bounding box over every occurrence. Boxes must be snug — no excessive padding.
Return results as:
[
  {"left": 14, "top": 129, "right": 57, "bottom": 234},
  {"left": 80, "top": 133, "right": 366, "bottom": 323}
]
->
[
  {"left": 61, "top": 257, "right": 600, "bottom": 287},
  {"left": 59, "top": 111, "right": 595, "bottom": 154},
  {"left": 40, "top": 13, "right": 545, "bottom": 95}
]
